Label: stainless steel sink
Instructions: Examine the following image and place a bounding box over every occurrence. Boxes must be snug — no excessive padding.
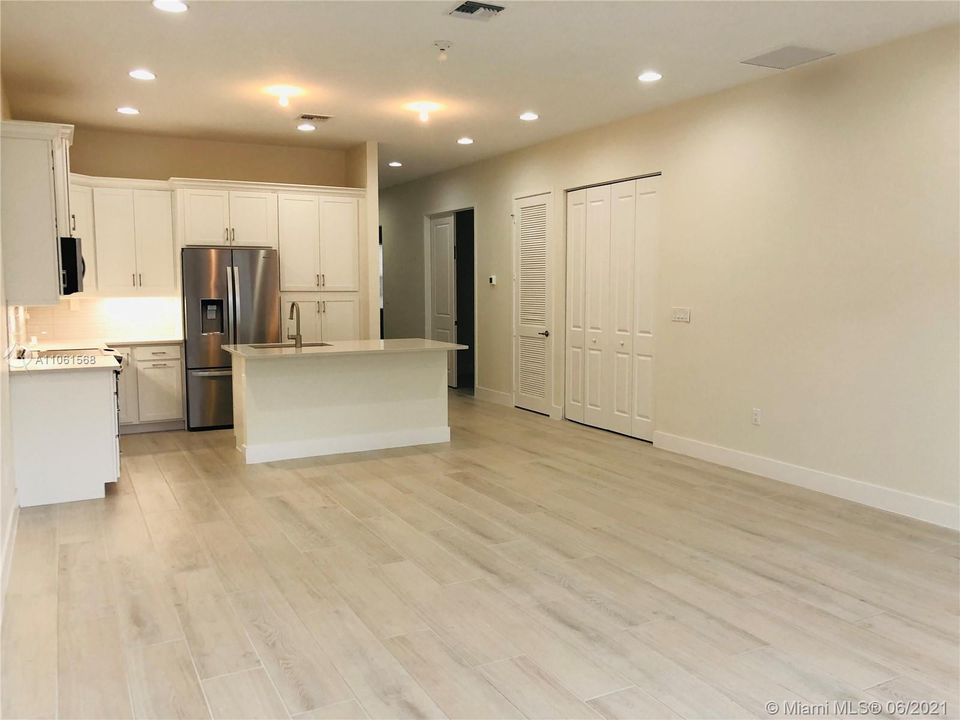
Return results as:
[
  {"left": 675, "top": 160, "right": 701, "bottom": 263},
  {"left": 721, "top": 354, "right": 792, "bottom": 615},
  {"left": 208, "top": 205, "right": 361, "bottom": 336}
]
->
[{"left": 249, "top": 342, "right": 332, "bottom": 349}]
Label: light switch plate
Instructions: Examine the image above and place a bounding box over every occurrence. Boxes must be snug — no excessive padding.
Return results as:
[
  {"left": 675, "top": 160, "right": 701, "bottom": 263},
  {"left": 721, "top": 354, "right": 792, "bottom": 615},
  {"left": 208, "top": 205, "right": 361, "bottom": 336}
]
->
[
  {"left": 489, "top": 275, "right": 497, "bottom": 286},
  {"left": 671, "top": 307, "right": 691, "bottom": 323}
]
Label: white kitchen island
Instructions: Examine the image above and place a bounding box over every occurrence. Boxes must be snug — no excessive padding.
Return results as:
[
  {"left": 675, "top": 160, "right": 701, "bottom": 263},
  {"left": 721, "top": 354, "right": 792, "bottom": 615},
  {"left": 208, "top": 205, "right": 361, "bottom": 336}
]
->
[{"left": 223, "top": 338, "right": 466, "bottom": 463}]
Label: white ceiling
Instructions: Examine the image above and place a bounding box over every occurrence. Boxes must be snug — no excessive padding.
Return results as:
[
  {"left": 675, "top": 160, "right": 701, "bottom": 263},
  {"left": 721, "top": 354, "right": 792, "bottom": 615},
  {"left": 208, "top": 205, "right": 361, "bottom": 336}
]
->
[{"left": 2, "top": 1, "right": 957, "bottom": 187}]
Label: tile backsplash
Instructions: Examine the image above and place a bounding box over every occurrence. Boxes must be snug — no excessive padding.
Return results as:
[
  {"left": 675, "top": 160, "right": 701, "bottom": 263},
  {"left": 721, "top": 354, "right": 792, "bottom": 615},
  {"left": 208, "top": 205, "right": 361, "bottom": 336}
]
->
[{"left": 24, "top": 296, "right": 182, "bottom": 345}]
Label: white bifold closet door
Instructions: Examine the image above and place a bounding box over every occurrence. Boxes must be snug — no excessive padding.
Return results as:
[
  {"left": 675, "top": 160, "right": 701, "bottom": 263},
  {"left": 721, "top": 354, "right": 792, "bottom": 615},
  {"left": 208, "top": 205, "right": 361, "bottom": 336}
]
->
[{"left": 565, "top": 175, "right": 659, "bottom": 440}]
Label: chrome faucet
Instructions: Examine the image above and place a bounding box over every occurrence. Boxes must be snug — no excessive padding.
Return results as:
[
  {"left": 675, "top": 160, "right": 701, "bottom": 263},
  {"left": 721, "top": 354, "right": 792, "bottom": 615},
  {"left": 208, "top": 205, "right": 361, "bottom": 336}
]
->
[{"left": 287, "top": 302, "right": 302, "bottom": 348}]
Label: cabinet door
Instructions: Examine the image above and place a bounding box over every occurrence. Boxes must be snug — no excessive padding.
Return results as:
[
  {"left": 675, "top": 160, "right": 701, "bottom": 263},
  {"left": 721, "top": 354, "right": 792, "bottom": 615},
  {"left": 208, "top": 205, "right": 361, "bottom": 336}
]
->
[
  {"left": 182, "top": 189, "right": 230, "bottom": 245},
  {"left": 69, "top": 184, "right": 98, "bottom": 294},
  {"left": 319, "top": 293, "right": 360, "bottom": 341},
  {"left": 278, "top": 194, "right": 321, "bottom": 291},
  {"left": 137, "top": 360, "right": 183, "bottom": 422},
  {"left": 115, "top": 347, "right": 139, "bottom": 425},
  {"left": 134, "top": 190, "right": 176, "bottom": 292},
  {"left": 319, "top": 197, "right": 359, "bottom": 291},
  {"left": 93, "top": 188, "right": 139, "bottom": 293},
  {"left": 281, "top": 294, "right": 322, "bottom": 344},
  {"left": 229, "top": 191, "right": 278, "bottom": 248}
]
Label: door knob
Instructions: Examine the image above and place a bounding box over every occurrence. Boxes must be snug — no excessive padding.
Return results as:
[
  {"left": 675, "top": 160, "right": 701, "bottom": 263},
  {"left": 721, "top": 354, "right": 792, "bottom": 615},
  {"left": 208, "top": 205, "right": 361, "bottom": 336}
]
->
[
  {"left": 538, "top": 330, "right": 550, "bottom": 337},
  {"left": 592, "top": 338, "right": 597, "bottom": 343}
]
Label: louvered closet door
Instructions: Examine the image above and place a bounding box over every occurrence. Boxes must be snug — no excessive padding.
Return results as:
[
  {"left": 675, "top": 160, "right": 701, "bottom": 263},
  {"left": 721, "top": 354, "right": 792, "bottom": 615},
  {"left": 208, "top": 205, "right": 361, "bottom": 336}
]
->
[
  {"left": 514, "top": 193, "right": 552, "bottom": 414},
  {"left": 631, "top": 175, "right": 660, "bottom": 440},
  {"left": 583, "top": 185, "right": 611, "bottom": 428},
  {"left": 608, "top": 180, "right": 636, "bottom": 434},
  {"left": 564, "top": 190, "right": 586, "bottom": 422}
]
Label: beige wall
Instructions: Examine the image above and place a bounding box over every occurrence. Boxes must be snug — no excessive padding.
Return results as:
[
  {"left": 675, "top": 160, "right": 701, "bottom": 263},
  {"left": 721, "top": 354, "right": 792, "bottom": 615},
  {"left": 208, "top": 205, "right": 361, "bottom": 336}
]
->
[
  {"left": 380, "top": 26, "right": 959, "bottom": 509},
  {"left": 70, "top": 127, "right": 347, "bottom": 186}
]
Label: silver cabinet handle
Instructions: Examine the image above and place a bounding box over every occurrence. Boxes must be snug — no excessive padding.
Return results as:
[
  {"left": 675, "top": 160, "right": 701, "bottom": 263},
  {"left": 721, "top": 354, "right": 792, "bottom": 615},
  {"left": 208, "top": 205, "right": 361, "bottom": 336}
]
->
[
  {"left": 315, "top": 273, "right": 320, "bottom": 287},
  {"left": 224, "top": 227, "right": 229, "bottom": 244},
  {"left": 71, "top": 214, "right": 77, "bottom": 232},
  {"left": 132, "top": 273, "right": 136, "bottom": 287},
  {"left": 150, "top": 362, "right": 170, "bottom": 368},
  {"left": 139, "top": 273, "right": 143, "bottom": 286},
  {"left": 231, "top": 228, "right": 236, "bottom": 244},
  {"left": 321, "top": 273, "right": 325, "bottom": 287},
  {"left": 316, "top": 301, "right": 320, "bottom": 313},
  {"left": 322, "top": 300, "right": 326, "bottom": 313},
  {"left": 150, "top": 351, "right": 168, "bottom": 355}
]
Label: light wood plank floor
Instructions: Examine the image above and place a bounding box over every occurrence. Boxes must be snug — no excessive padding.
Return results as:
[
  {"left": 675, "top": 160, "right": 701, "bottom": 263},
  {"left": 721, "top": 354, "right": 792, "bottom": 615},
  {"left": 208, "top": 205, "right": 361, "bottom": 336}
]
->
[{"left": 3, "top": 393, "right": 958, "bottom": 720}]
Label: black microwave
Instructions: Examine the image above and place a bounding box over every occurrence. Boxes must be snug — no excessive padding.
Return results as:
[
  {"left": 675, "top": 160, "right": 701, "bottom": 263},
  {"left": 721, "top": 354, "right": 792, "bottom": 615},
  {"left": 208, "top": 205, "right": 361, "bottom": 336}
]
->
[{"left": 59, "top": 237, "right": 85, "bottom": 295}]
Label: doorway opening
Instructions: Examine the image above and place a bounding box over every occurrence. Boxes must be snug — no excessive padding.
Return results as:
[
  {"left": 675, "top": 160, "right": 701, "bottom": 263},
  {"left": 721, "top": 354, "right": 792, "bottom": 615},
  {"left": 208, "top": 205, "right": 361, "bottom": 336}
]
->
[{"left": 427, "top": 208, "right": 475, "bottom": 394}]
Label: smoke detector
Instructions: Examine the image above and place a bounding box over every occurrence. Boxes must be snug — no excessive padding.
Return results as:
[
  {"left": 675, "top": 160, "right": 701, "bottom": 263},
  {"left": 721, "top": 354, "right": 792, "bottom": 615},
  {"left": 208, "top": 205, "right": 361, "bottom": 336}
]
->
[
  {"left": 435, "top": 41, "right": 452, "bottom": 62},
  {"left": 741, "top": 46, "right": 834, "bottom": 70},
  {"left": 449, "top": 1, "right": 505, "bottom": 21}
]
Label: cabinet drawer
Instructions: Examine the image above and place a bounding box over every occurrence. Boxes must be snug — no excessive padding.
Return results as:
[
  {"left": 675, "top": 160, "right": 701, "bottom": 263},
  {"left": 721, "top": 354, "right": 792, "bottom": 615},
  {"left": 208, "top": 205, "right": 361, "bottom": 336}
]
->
[{"left": 133, "top": 344, "right": 181, "bottom": 361}]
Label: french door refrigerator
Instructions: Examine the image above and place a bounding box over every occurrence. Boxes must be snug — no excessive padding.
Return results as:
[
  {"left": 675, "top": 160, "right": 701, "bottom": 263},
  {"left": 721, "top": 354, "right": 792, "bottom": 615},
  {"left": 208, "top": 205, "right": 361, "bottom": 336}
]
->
[{"left": 182, "top": 246, "right": 280, "bottom": 430}]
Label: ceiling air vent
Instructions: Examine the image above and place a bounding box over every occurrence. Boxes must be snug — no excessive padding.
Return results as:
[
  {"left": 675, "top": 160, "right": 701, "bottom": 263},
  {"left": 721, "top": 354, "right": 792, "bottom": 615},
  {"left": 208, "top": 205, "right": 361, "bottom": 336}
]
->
[
  {"left": 449, "top": 1, "right": 505, "bottom": 21},
  {"left": 741, "top": 46, "right": 834, "bottom": 70},
  {"left": 299, "top": 114, "right": 332, "bottom": 122}
]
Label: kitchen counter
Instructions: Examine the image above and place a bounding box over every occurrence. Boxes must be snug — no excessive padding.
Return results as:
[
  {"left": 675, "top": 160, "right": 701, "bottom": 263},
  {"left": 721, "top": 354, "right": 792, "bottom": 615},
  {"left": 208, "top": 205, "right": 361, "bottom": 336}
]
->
[
  {"left": 227, "top": 337, "right": 467, "bottom": 464},
  {"left": 223, "top": 338, "right": 466, "bottom": 359}
]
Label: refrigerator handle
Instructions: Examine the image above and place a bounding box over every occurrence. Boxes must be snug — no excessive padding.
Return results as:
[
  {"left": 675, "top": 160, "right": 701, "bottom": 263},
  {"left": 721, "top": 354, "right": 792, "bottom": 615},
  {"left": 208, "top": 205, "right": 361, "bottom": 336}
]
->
[
  {"left": 233, "top": 266, "right": 241, "bottom": 338},
  {"left": 225, "top": 266, "right": 235, "bottom": 345}
]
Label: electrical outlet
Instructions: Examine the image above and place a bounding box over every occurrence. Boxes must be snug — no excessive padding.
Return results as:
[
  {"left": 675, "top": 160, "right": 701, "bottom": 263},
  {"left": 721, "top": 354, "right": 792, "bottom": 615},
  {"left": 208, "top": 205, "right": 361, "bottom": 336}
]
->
[
  {"left": 751, "top": 408, "right": 761, "bottom": 426},
  {"left": 671, "top": 307, "right": 691, "bottom": 323}
]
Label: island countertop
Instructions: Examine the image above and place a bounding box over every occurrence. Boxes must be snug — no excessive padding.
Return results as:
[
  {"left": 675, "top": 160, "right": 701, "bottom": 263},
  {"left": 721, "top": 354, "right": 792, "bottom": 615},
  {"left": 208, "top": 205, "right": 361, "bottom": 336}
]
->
[{"left": 222, "top": 338, "right": 467, "bottom": 360}]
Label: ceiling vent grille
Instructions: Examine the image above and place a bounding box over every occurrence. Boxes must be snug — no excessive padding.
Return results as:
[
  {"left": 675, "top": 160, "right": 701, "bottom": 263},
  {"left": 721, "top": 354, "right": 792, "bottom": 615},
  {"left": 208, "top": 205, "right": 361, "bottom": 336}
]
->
[
  {"left": 741, "top": 46, "right": 834, "bottom": 70},
  {"left": 449, "top": 1, "right": 505, "bottom": 21},
  {"left": 299, "top": 114, "right": 332, "bottom": 122}
]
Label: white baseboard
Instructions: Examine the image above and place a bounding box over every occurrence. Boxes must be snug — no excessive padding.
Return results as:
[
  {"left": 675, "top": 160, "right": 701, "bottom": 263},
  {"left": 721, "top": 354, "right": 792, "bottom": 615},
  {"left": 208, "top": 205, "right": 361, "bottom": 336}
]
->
[
  {"left": 243, "top": 426, "right": 451, "bottom": 464},
  {"left": 652, "top": 431, "right": 959, "bottom": 530},
  {"left": 2, "top": 497, "right": 20, "bottom": 604},
  {"left": 120, "top": 419, "right": 185, "bottom": 435},
  {"left": 475, "top": 386, "right": 513, "bottom": 407}
]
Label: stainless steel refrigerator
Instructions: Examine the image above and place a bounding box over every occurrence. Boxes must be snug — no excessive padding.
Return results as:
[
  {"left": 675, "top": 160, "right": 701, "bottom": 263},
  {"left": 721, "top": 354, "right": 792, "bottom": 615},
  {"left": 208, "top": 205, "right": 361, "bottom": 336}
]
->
[{"left": 182, "top": 247, "right": 280, "bottom": 430}]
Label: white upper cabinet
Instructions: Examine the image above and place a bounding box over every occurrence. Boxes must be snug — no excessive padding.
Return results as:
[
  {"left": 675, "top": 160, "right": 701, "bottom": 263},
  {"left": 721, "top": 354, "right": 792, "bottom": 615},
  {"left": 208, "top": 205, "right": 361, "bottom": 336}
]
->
[
  {"left": 93, "top": 186, "right": 176, "bottom": 295},
  {"left": 319, "top": 197, "right": 359, "bottom": 291},
  {"left": 134, "top": 190, "right": 176, "bottom": 291},
  {"left": 69, "top": 184, "right": 97, "bottom": 294},
  {"left": 278, "top": 194, "right": 321, "bottom": 291},
  {"left": 182, "top": 189, "right": 231, "bottom": 245},
  {"left": 180, "top": 189, "right": 278, "bottom": 248},
  {"left": 229, "top": 191, "right": 278, "bottom": 247},
  {"left": 1, "top": 121, "right": 74, "bottom": 305},
  {"left": 94, "top": 188, "right": 139, "bottom": 293}
]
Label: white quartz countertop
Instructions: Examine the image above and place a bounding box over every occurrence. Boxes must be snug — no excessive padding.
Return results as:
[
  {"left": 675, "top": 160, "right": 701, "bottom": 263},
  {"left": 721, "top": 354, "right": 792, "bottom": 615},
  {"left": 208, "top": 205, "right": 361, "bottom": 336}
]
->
[
  {"left": 10, "top": 349, "right": 122, "bottom": 374},
  {"left": 223, "top": 338, "right": 467, "bottom": 360}
]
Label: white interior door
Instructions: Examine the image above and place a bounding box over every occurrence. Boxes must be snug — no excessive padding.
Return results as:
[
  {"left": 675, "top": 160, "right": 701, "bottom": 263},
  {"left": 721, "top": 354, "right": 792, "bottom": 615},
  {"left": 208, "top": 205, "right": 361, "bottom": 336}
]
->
[
  {"left": 133, "top": 190, "right": 175, "bottom": 292},
  {"left": 583, "top": 185, "right": 611, "bottom": 427},
  {"left": 319, "top": 197, "right": 359, "bottom": 291},
  {"left": 182, "top": 189, "right": 230, "bottom": 245},
  {"left": 278, "top": 194, "right": 321, "bottom": 291},
  {"left": 565, "top": 190, "right": 586, "bottom": 422},
  {"left": 229, "top": 191, "right": 278, "bottom": 248},
  {"left": 429, "top": 213, "right": 457, "bottom": 387},
  {"left": 93, "top": 188, "right": 138, "bottom": 293},
  {"left": 631, "top": 175, "right": 660, "bottom": 440},
  {"left": 608, "top": 180, "right": 636, "bottom": 435},
  {"left": 514, "top": 193, "right": 552, "bottom": 415}
]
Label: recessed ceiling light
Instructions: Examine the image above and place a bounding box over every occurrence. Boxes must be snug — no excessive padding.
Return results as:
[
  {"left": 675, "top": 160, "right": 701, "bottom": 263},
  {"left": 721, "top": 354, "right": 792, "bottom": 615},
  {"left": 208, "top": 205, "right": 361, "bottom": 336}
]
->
[
  {"left": 405, "top": 101, "right": 442, "bottom": 122},
  {"left": 519, "top": 111, "right": 539, "bottom": 121},
  {"left": 264, "top": 84, "right": 305, "bottom": 108},
  {"left": 116, "top": 106, "right": 140, "bottom": 115},
  {"left": 457, "top": 137, "right": 474, "bottom": 145},
  {"left": 638, "top": 70, "right": 662, "bottom": 83},
  {"left": 129, "top": 69, "right": 156, "bottom": 81},
  {"left": 388, "top": 161, "right": 403, "bottom": 168},
  {"left": 297, "top": 122, "right": 316, "bottom": 132},
  {"left": 152, "top": 0, "right": 188, "bottom": 13}
]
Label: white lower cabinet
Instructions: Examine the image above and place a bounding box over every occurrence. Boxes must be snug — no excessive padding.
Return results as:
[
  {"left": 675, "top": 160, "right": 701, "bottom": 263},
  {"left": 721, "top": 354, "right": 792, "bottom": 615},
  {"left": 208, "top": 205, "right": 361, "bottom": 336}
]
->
[
  {"left": 116, "top": 344, "right": 184, "bottom": 428},
  {"left": 281, "top": 293, "right": 359, "bottom": 343}
]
